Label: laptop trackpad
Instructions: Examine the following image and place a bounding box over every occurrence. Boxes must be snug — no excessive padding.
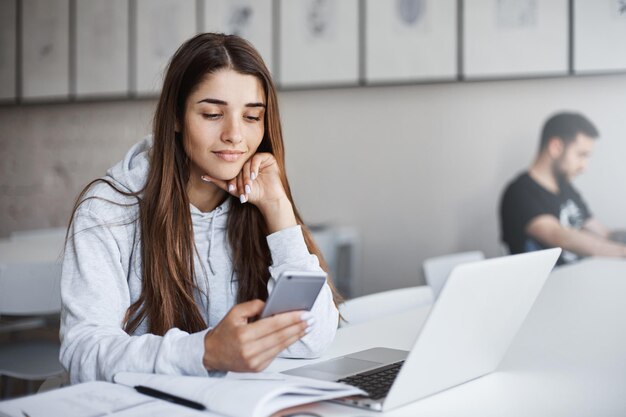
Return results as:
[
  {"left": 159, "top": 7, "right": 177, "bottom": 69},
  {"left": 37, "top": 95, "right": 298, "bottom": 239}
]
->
[
  {"left": 314, "top": 357, "right": 381, "bottom": 374},
  {"left": 283, "top": 357, "right": 382, "bottom": 381}
]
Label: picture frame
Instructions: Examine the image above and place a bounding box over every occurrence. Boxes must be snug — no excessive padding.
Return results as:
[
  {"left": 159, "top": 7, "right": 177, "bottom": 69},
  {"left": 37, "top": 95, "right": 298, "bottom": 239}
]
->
[
  {"left": 75, "top": 0, "right": 129, "bottom": 98},
  {"left": 365, "top": 0, "right": 457, "bottom": 84},
  {"left": 0, "top": 0, "right": 17, "bottom": 101},
  {"left": 573, "top": 0, "right": 626, "bottom": 74},
  {"left": 278, "top": 0, "right": 359, "bottom": 88},
  {"left": 463, "top": 0, "right": 569, "bottom": 79},
  {"left": 202, "top": 0, "right": 274, "bottom": 74},
  {"left": 134, "top": 0, "right": 197, "bottom": 96},
  {"left": 21, "top": 0, "right": 70, "bottom": 101}
]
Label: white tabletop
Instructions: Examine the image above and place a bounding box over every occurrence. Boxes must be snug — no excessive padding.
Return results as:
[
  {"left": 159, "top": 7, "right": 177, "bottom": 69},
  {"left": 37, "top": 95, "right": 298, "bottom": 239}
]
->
[{"left": 272, "top": 258, "right": 626, "bottom": 417}]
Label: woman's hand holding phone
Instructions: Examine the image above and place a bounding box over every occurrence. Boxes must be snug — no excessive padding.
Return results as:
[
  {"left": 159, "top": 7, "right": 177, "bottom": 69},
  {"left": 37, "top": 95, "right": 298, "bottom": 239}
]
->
[
  {"left": 201, "top": 152, "right": 297, "bottom": 233},
  {"left": 202, "top": 300, "right": 313, "bottom": 373}
]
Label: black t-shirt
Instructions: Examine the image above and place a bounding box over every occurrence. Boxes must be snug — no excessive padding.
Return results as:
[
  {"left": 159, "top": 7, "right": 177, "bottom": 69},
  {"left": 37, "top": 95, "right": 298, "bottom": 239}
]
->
[{"left": 499, "top": 172, "right": 591, "bottom": 265}]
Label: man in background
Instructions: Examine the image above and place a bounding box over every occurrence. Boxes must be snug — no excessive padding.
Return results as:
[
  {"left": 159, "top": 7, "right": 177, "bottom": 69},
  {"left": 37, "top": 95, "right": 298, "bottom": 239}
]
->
[{"left": 500, "top": 112, "right": 626, "bottom": 265}]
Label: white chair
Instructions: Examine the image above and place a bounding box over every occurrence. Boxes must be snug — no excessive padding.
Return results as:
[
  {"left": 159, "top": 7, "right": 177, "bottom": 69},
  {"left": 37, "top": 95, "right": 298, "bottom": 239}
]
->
[
  {"left": 10, "top": 227, "right": 67, "bottom": 242},
  {"left": 422, "top": 251, "right": 485, "bottom": 300},
  {"left": 339, "top": 286, "right": 434, "bottom": 328},
  {"left": 309, "top": 225, "right": 361, "bottom": 298},
  {"left": 0, "top": 261, "right": 64, "bottom": 398}
]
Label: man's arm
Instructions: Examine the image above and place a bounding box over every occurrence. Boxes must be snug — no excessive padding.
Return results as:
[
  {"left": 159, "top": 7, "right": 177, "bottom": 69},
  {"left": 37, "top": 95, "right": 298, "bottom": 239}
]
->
[
  {"left": 582, "top": 217, "right": 611, "bottom": 239},
  {"left": 526, "top": 215, "right": 626, "bottom": 258},
  {"left": 585, "top": 218, "right": 626, "bottom": 243}
]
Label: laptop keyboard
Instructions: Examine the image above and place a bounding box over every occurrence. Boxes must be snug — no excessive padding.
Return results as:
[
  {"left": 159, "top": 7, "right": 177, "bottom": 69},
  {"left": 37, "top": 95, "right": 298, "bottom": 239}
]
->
[{"left": 337, "top": 360, "right": 405, "bottom": 399}]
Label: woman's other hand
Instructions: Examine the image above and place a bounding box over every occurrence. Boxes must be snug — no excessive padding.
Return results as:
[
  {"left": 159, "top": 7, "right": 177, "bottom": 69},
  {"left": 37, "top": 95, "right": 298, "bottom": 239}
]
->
[{"left": 201, "top": 153, "right": 297, "bottom": 232}]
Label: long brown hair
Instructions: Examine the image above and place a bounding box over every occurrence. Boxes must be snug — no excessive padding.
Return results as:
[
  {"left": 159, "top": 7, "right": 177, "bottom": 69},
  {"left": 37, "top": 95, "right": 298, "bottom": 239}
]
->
[{"left": 69, "top": 33, "right": 341, "bottom": 335}]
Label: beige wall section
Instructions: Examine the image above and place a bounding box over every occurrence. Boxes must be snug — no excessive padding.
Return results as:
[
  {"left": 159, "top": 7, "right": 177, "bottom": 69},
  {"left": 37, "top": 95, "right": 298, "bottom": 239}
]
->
[
  {"left": 279, "top": 74, "right": 626, "bottom": 294},
  {"left": 1, "top": 73, "right": 626, "bottom": 295},
  {"left": 0, "top": 100, "right": 154, "bottom": 237}
]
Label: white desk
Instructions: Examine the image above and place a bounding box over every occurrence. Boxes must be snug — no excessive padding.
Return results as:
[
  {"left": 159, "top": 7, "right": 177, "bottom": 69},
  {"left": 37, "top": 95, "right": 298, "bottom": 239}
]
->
[{"left": 271, "top": 258, "right": 626, "bottom": 417}]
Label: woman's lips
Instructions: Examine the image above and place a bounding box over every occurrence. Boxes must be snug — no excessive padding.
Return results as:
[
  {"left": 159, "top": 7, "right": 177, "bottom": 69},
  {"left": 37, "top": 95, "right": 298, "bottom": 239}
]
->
[{"left": 213, "top": 151, "right": 245, "bottom": 162}]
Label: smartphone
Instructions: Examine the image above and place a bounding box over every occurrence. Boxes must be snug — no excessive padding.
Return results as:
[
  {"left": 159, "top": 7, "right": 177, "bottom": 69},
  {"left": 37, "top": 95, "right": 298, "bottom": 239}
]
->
[{"left": 260, "top": 271, "right": 327, "bottom": 319}]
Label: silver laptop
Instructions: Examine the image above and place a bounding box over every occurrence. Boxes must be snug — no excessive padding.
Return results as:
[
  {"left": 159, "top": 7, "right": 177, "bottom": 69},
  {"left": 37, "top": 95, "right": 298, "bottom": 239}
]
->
[
  {"left": 610, "top": 230, "right": 626, "bottom": 244},
  {"left": 283, "top": 248, "right": 561, "bottom": 412}
]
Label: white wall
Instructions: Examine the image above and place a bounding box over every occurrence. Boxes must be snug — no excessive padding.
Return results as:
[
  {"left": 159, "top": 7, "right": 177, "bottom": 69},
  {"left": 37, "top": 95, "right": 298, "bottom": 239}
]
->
[
  {"left": 1, "top": 73, "right": 625, "bottom": 295},
  {"left": 281, "top": 74, "right": 626, "bottom": 294}
]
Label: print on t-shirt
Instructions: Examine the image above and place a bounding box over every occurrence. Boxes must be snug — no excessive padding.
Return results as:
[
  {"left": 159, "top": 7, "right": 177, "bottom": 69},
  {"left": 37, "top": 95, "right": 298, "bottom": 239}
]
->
[
  {"left": 560, "top": 199, "right": 586, "bottom": 229},
  {"left": 558, "top": 199, "right": 587, "bottom": 263}
]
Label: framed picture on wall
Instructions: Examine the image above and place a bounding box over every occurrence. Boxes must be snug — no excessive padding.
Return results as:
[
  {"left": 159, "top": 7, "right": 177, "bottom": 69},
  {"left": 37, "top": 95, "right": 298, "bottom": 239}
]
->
[
  {"left": 365, "top": 0, "right": 457, "bottom": 84},
  {"left": 573, "top": 0, "right": 626, "bottom": 74},
  {"left": 463, "top": 0, "right": 569, "bottom": 79},
  {"left": 0, "top": 0, "right": 17, "bottom": 101},
  {"left": 202, "top": 0, "right": 274, "bottom": 74},
  {"left": 21, "top": 0, "right": 70, "bottom": 101},
  {"left": 134, "top": 0, "right": 197, "bottom": 96},
  {"left": 75, "top": 0, "right": 129, "bottom": 98},
  {"left": 278, "top": 0, "right": 359, "bottom": 88}
]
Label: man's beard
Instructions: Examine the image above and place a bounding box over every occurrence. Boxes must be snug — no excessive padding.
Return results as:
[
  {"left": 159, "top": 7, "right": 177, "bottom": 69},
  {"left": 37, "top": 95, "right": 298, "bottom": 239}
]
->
[{"left": 551, "top": 159, "right": 569, "bottom": 185}]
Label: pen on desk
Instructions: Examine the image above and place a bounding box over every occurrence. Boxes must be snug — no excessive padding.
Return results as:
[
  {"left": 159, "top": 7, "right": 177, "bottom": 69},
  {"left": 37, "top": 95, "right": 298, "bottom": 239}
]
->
[{"left": 134, "top": 385, "right": 206, "bottom": 411}]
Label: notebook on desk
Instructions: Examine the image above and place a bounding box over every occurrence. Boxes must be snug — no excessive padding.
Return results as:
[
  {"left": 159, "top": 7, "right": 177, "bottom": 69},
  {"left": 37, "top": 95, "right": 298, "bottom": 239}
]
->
[{"left": 283, "top": 248, "right": 561, "bottom": 412}]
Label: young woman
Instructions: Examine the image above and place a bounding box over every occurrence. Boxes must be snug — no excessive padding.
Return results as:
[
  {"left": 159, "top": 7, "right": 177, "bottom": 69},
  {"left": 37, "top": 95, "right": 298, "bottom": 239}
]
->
[{"left": 61, "top": 33, "right": 341, "bottom": 383}]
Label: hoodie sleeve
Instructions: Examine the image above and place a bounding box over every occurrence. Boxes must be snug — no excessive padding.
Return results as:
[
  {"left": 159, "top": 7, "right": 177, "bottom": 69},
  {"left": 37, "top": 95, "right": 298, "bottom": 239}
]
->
[
  {"left": 266, "top": 225, "right": 339, "bottom": 359},
  {"left": 60, "top": 207, "right": 209, "bottom": 383}
]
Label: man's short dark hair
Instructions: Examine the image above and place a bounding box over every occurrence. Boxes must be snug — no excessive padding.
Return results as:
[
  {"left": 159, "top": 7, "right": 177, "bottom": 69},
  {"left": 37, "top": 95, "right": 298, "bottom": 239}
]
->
[{"left": 539, "top": 112, "right": 599, "bottom": 152}]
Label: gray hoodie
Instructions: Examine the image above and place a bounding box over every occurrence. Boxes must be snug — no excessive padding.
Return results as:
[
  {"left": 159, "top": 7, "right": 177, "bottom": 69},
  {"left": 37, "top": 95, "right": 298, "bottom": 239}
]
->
[{"left": 60, "top": 137, "right": 338, "bottom": 383}]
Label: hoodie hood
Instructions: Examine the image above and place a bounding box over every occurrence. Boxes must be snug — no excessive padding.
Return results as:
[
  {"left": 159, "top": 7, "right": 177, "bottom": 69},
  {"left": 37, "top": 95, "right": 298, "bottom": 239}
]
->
[{"left": 105, "top": 136, "right": 153, "bottom": 194}]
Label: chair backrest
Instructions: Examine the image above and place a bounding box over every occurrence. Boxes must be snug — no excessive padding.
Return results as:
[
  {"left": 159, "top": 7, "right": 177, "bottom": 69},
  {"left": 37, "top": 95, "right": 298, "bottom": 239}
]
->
[
  {"left": 339, "top": 286, "right": 434, "bottom": 328},
  {"left": 422, "top": 251, "right": 485, "bottom": 300},
  {"left": 309, "top": 226, "right": 360, "bottom": 298},
  {"left": 0, "top": 261, "right": 62, "bottom": 315}
]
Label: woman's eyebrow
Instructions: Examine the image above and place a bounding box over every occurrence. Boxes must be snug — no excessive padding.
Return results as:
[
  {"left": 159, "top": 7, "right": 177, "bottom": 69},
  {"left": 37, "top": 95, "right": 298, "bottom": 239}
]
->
[
  {"left": 197, "top": 98, "right": 266, "bottom": 108},
  {"left": 197, "top": 98, "right": 226, "bottom": 105}
]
